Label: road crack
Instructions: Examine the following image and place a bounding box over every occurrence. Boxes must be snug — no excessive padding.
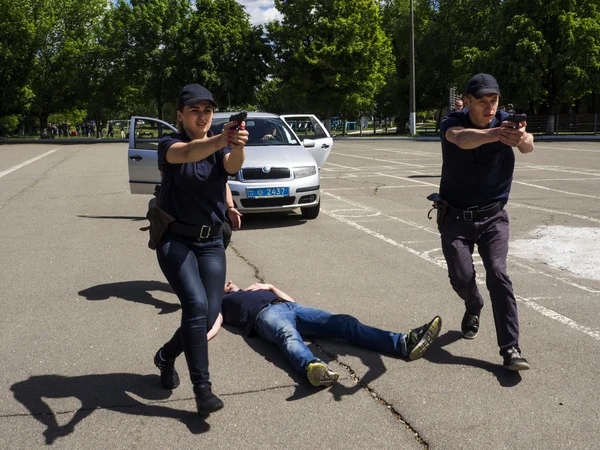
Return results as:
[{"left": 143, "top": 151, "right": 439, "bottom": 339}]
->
[
  {"left": 228, "top": 247, "right": 429, "bottom": 448},
  {"left": 313, "top": 342, "right": 430, "bottom": 448}
]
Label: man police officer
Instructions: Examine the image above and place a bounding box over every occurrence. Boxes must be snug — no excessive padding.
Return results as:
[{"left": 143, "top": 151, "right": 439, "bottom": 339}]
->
[{"left": 436, "top": 73, "right": 534, "bottom": 371}]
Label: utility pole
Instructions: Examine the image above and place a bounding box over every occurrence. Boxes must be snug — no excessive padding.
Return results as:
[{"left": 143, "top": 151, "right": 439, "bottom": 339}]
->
[{"left": 409, "top": 0, "right": 416, "bottom": 135}]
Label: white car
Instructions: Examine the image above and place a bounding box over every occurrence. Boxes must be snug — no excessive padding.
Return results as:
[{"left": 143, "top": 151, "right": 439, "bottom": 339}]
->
[{"left": 127, "top": 113, "right": 332, "bottom": 219}]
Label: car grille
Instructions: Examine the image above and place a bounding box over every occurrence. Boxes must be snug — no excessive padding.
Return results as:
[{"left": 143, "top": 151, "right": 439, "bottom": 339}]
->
[
  {"left": 241, "top": 167, "right": 291, "bottom": 180},
  {"left": 241, "top": 197, "right": 296, "bottom": 208}
]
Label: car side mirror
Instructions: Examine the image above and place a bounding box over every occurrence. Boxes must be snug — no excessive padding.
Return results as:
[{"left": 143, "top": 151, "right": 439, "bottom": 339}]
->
[{"left": 303, "top": 139, "right": 316, "bottom": 148}]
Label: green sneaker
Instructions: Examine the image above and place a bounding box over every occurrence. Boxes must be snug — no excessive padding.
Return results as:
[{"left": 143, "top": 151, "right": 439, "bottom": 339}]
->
[
  {"left": 306, "top": 361, "right": 340, "bottom": 387},
  {"left": 406, "top": 316, "right": 442, "bottom": 361}
]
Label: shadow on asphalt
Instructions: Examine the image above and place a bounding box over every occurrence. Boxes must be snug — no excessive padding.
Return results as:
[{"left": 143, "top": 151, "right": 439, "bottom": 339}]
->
[
  {"left": 312, "top": 342, "right": 389, "bottom": 401},
  {"left": 224, "top": 325, "right": 388, "bottom": 402},
  {"left": 223, "top": 326, "right": 330, "bottom": 401},
  {"left": 76, "top": 215, "right": 147, "bottom": 221},
  {"left": 235, "top": 212, "right": 308, "bottom": 231},
  {"left": 10, "top": 373, "right": 208, "bottom": 445},
  {"left": 423, "top": 331, "right": 522, "bottom": 387},
  {"left": 78, "top": 281, "right": 180, "bottom": 315}
]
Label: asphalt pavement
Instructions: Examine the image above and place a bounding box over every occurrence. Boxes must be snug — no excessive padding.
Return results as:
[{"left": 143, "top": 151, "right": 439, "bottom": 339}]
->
[{"left": 1, "top": 140, "right": 599, "bottom": 449}]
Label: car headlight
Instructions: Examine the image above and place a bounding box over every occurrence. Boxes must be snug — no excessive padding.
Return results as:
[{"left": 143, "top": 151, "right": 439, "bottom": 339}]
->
[
  {"left": 293, "top": 166, "right": 316, "bottom": 178},
  {"left": 228, "top": 173, "right": 239, "bottom": 181}
]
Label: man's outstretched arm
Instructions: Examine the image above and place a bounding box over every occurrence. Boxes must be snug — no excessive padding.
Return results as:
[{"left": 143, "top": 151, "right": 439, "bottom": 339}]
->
[
  {"left": 245, "top": 283, "right": 295, "bottom": 302},
  {"left": 207, "top": 313, "right": 223, "bottom": 341}
]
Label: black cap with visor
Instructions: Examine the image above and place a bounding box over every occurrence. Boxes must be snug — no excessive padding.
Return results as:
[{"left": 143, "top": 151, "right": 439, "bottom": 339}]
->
[
  {"left": 177, "top": 84, "right": 218, "bottom": 110},
  {"left": 465, "top": 73, "right": 500, "bottom": 98}
]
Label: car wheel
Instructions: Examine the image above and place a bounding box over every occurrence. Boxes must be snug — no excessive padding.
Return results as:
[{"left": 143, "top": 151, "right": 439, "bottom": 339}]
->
[{"left": 301, "top": 200, "right": 320, "bottom": 219}]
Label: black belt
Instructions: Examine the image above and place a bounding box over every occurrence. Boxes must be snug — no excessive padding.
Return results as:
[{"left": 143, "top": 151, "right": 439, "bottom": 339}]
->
[
  {"left": 447, "top": 202, "right": 504, "bottom": 222},
  {"left": 169, "top": 222, "right": 223, "bottom": 239}
]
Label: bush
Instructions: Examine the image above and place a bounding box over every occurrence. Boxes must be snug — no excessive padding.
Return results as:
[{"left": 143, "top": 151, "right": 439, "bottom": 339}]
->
[{"left": 0, "top": 115, "right": 20, "bottom": 136}]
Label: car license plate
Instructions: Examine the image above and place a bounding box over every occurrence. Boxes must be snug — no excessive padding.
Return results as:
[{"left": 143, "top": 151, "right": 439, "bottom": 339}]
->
[{"left": 247, "top": 187, "right": 289, "bottom": 198}]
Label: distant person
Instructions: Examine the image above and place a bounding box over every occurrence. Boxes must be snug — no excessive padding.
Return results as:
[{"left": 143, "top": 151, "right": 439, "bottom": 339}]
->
[
  {"left": 433, "top": 73, "right": 534, "bottom": 371},
  {"left": 107, "top": 122, "right": 114, "bottom": 138},
  {"left": 453, "top": 99, "right": 464, "bottom": 111},
  {"left": 507, "top": 103, "right": 515, "bottom": 114},
  {"left": 204, "top": 281, "right": 442, "bottom": 387}
]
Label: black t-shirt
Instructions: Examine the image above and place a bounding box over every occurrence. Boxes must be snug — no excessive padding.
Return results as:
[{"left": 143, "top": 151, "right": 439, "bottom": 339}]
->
[
  {"left": 221, "top": 289, "right": 280, "bottom": 336},
  {"left": 157, "top": 129, "right": 234, "bottom": 226},
  {"left": 439, "top": 110, "right": 514, "bottom": 209}
]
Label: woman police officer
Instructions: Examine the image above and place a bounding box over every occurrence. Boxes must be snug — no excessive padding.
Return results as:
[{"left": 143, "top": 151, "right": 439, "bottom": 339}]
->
[{"left": 152, "top": 84, "right": 248, "bottom": 414}]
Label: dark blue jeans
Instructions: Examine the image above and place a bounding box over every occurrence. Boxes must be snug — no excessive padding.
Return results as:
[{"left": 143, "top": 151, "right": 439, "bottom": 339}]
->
[
  {"left": 441, "top": 209, "right": 520, "bottom": 352},
  {"left": 156, "top": 231, "right": 226, "bottom": 387},
  {"left": 255, "top": 303, "right": 408, "bottom": 376}
]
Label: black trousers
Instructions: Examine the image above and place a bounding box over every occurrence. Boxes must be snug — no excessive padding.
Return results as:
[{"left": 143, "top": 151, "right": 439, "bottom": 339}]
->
[{"left": 440, "top": 209, "right": 520, "bottom": 352}]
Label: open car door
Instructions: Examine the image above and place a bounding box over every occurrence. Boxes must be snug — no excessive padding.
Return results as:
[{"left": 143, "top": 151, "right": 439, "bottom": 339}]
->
[
  {"left": 127, "top": 116, "right": 176, "bottom": 194},
  {"left": 281, "top": 114, "right": 332, "bottom": 168}
]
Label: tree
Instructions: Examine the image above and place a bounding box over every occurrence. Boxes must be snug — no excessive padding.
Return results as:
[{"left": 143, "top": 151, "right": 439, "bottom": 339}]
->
[
  {"left": 493, "top": 0, "right": 600, "bottom": 133},
  {"left": 190, "top": 0, "right": 272, "bottom": 111},
  {"left": 27, "top": 0, "right": 109, "bottom": 130},
  {"left": 0, "top": 0, "right": 37, "bottom": 133},
  {"left": 267, "top": 0, "right": 394, "bottom": 130}
]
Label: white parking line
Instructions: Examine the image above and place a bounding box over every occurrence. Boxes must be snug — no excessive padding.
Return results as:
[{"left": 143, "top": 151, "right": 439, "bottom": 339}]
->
[
  {"left": 321, "top": 192, "right": 600, "bottom": 342},
  {"left": 0, "top": 148, "right": 60, "bottom": 179},
  {"left": 513, "top": 180, "right": 600, "bottom": 200},
  {"left": 330, "top": 151, "right": 425, "bottom": 168},
  {"left": 324, "top": 162, "right": 360, "bottom": 170},
  {"left": 536, "top": 145, "right": 600, "bottom": 153},
  {"left": 525, "top": 165, "right": 600, "bottom": 178},
  {"left": 510, "top": 202, "right": 600, "bottom": 225}
]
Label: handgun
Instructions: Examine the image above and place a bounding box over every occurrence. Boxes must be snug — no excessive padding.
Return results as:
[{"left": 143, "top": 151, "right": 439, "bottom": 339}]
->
[
  {"left": 506, "top": 113, "right": 527, "bottom": 126},
  {"left": 229, "top": 111, "right": 247, "bottom": 131}
]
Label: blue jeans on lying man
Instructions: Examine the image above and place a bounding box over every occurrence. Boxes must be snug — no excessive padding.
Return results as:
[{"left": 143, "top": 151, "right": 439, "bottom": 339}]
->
[{"left": 254, "top": 302, "right": 408, "bottom": 375}]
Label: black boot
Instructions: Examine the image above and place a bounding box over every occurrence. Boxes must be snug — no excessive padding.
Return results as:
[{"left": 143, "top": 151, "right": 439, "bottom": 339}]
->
[
  {"left": 194, "top": 384, "right": 224, "bottom": 414},
  {"left": 154, "top": 349, "right": 180, "bottom": 389}
]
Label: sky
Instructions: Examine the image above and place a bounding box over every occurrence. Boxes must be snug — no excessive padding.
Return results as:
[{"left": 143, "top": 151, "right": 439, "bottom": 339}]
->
[
  {"left": 238, "top": 0, "right": 281, "bottom": 26},
  {"left": 112, "top": 1, "right": 280, "bottom": 26}
]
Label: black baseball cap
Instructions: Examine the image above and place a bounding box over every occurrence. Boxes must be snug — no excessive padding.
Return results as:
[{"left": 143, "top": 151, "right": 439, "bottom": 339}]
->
[
  {"left": 177, "top": 84, "right": 218, "bottom": 110},
  {"left": 465, "top": 73, "right": 500, "bottom": 98}
]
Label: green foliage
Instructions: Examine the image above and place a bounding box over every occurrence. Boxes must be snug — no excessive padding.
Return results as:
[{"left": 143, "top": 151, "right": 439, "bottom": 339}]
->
[
  {"left": 0, "top": 0, "right": 37, "bottom": 118},
  {"left": 267, "top": 0, "right": 394, "bottom": 121},
  {"left": 1, "top": 0, "right": 598, "bottom": 132},
  {"left": 191, "top": 0, "right": 272, "bottom": 110},
  {"left": 0, "top": 115, "right": 20, "bottom": 135},
  {"left": 494, "top": 0, "right": 600, "bottom": 113},
  {"left": 28, "top": 0, "right": 110, "bottom": 126},
  {"left": 48, "top": 108, "right": 87, "bottom": 125}
]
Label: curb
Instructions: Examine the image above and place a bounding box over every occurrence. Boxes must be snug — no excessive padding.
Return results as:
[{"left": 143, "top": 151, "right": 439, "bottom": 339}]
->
[
  {"left": 334, "top": 135, "right": 600, "bottom": 142},
  {"left": 0, "top": 139, "right": 129, "bottom": 145}
]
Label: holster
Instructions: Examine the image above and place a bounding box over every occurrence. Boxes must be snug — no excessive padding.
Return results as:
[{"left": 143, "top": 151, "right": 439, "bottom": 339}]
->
[
  {"left": 426, "top": 193, "right": 448, "bottom": 233},
  {"left": 140, "top": 185, "right": 175, "bottom": 250}
]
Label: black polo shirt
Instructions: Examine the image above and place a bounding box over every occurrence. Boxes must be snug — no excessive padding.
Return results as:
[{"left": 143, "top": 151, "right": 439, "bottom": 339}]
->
[
  {"left": 221, "top": 289, "right": 280, "bottom": 336},
  {"left": 157, "top": 129, "right": 233, "bottom": 226},
  {"left": 439, "top": 109, "right": 514, "bottom": 209}
]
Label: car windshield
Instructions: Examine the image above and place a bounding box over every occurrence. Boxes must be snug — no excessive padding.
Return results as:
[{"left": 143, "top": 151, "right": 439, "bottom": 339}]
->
[{"left": 210, "top": 117, "right": 300, "bottom": 146}]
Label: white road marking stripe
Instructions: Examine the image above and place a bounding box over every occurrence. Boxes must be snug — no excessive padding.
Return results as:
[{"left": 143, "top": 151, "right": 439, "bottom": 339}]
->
[
  {"left": 511, "top": 202, "right": 600, "bottom": 224},
  {"left": 322, "top": 185, "right": 426, "bottom": 191},
  {"left": 321, "top": 192, "right": 600, "bottom": 342},
  {"left": 525, "top": 165, "right": 600, "bottom": 178},
  {"left": 0, "top": 148, "right": 59, "bottom": 178},
  {"left": 525, "top": 178, "right": 600, "bottom": 182},
  {"left": 330, "top": 151, "right": 425, "bottom": 168},
  {"left": 536, "top": 145, "right": 600, "bottom": 153},
  {"left": 325, "top": 162, "right": 360, "bottom": 170},
  {"left": 517, "top": 296, "right": 600, "bottom": 340},
  {"left": 513, "top": 180, "right": 600, "bottom": 200}
]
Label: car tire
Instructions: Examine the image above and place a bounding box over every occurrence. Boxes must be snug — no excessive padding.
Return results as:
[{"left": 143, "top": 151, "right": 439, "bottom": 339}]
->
[{"left": 301, "top": 200, "right": 320, "bottom": 219}]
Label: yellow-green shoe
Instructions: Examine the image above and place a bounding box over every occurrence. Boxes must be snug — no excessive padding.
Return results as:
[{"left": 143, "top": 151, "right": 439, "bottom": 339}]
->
[
  {"left": 406, "top": 316, "right": 442, "bottom": 361},
  {"left": 306, "top": 362, "right": 340, "bottom": 387}
]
